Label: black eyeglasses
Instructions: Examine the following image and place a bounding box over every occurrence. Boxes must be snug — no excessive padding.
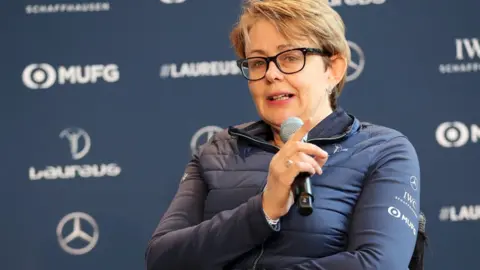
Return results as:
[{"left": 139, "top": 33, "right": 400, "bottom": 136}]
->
[{"left": 236, "top": 47, "right": 332, "bottom": 81}]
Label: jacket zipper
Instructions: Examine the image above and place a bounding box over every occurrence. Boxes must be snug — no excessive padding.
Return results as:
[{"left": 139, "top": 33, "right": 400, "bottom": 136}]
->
[
  {"left": 228, "top": 129, "right": 352, "bottom": 270},
  {"left": 229, "top": 130, "right": 350, "bottom": 149},
  {"left": 228, "top": 131, "right": 350, "bottom": 192},
  {"left": 228, "top": 131, "right": 280, "bottom": 152},
  {"left": 251, "top": 244, "right": 264, "bottom": 270}
]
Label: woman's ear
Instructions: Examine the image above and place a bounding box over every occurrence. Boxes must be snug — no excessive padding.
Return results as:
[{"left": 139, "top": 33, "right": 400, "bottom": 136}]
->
[{"left": 328, "top": 55, "right": 347, "bottom": 86}]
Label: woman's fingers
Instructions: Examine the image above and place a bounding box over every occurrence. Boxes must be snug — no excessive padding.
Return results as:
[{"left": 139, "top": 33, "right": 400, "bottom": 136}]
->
[{"left": 282, "top": 141, "right": 329, "bottom": 159}]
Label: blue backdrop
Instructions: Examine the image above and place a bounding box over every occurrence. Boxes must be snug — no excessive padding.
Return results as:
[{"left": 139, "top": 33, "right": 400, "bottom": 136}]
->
[{"left": 3, "top": 1, "right": 479, "bottom": 269}]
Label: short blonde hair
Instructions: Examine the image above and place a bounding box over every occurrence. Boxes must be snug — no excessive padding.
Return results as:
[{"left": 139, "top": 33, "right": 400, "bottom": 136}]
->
[{"left": 230, "top": 0, "right": 351, "bottom": 109}]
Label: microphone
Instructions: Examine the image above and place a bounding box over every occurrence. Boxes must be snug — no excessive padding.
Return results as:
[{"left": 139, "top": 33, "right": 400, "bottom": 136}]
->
[{"left": 280, "top": 117, "right": 314, "bottom": 216}]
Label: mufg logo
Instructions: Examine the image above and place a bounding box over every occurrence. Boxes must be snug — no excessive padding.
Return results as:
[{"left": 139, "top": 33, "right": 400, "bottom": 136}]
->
[
  {"left": 436, "top": 122, "right": 479, "bottom": 148},
  {"left": 22, "top": 63, "right": 119, "bottom": 89}
]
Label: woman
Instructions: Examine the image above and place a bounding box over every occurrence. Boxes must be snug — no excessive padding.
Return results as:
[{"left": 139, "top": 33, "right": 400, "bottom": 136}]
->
[{"left": 145, "top": 0, "right": 424, "bottom": 269}]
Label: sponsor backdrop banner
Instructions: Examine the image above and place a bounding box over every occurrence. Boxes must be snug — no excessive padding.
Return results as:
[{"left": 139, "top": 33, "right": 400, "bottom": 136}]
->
[{"left": 2, "top": 0, "right": 479, "bottom": 269}]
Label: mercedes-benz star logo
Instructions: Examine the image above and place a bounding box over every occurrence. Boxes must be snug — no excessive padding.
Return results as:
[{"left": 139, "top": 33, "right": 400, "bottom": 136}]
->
[
  {"left": 59, "top": 127, "right": 91, "bottom": 160},
  {"left": 410, "top": 176, "right": 418, "bottom": 191},
  {"left": 346, "top": 40, "right": 365, "bottom": 82},
  {"left": 56, "top": 212, "right": 99, "bottom": 255},
  {"left": 190, "top": 126, "right": 224, "bottom": 155}
]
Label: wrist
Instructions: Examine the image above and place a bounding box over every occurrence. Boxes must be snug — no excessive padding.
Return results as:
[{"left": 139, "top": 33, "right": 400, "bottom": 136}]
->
[
  {"left": 262, "top": 192, "right": 281, "bottom": 220},
  {"left": 263, "top": 208, "right": 281, "bottom": 231},
  {"left": 263, "top": 209, "right": 280, "bottom": 223}
]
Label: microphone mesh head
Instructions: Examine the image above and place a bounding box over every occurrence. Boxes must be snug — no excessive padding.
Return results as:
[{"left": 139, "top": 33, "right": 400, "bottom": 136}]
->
[{"left": 280, "top": 117, "right": 307, "bottom": 143}]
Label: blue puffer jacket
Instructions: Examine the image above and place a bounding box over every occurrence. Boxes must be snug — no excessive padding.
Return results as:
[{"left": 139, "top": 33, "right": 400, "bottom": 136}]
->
[{"left": 145, "top": 108, "right": 421, "bottom": 270}]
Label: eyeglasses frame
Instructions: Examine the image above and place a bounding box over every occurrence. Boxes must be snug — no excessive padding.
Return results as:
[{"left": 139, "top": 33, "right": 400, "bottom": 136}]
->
[{"left": 236, "top": 47, "right": 333, "bottom": 81}]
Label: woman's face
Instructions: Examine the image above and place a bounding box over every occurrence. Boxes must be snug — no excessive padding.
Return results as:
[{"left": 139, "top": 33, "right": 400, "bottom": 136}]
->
[{"left": 244, "top": 19, "right": 344, "bottom": 131}]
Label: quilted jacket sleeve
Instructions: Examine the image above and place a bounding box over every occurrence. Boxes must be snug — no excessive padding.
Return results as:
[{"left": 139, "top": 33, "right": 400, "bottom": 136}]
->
[
  {"left": 281, "top": 136, "right": 421, "bottom": 270},
  {"left": 144, "top": 152, "right": 275, "bottom": 270}
]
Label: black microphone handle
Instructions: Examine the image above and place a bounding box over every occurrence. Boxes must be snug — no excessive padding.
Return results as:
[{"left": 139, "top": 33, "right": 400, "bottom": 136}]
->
[{"left": 293, "top": 172, "right": 314, "bottom": 216}]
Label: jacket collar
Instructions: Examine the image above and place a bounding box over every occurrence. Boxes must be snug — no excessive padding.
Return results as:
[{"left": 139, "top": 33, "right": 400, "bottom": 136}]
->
[{"left": 228, "top": 107, "right": 360, "bottom": 149}]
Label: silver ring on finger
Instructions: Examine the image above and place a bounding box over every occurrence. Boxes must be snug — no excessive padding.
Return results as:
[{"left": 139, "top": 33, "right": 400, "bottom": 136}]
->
[{"left": 285, "top": 159, "right": 294, "bottom": 169}]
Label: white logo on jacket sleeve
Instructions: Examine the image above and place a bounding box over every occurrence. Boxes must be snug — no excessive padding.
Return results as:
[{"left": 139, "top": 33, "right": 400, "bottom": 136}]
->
[
  {"left": 394, "top": 191, "right": 418, "bottom": 218},
  {"left": 388, "top": 206, "right": 401, "bottom": 218},
  {"left": 409, "top": 176, "right": 418, "bottom": 191},
  {"left": 387, "top": 206, "right": 417, "bottom": 236}
]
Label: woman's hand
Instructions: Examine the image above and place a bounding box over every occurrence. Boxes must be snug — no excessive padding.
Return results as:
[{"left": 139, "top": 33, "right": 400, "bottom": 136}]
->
[{"left": 262, "top": 118, "right": 329, "bottom": 220}]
